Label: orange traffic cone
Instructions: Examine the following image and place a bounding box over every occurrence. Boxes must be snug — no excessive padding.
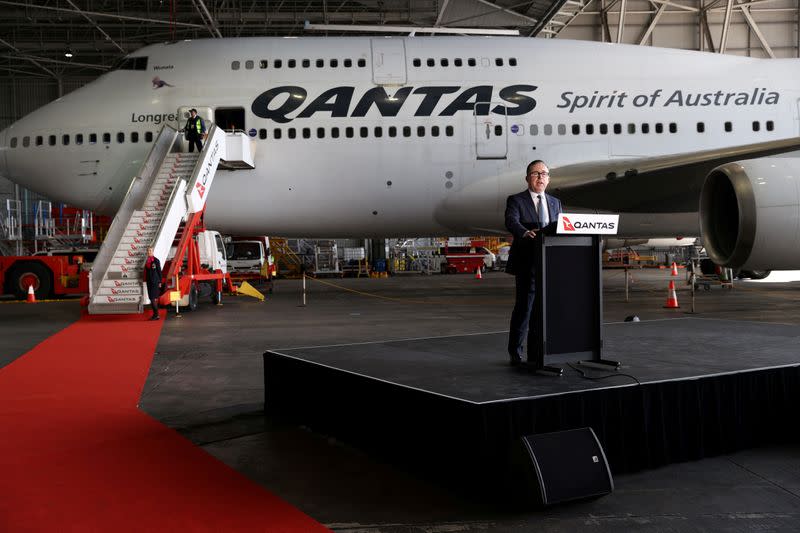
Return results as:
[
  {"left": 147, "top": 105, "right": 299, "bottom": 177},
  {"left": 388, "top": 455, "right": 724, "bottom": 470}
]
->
[
  {"left": 475, "top": 267, "right": 482, "bottom": 280},
  {"left": 671, "top": 262, "right": 679, "bottom": 276},
  {"left": 663, "top": 280, "right": 680, "bottom": 308},
  {"left": 26, "top": 284, "right": 36, "bottom": 303}
]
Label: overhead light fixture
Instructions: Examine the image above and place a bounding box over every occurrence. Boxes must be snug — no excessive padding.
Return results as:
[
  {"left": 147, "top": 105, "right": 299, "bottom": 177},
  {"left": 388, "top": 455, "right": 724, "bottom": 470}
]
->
[{"left": 64, "top": 49, "right": 74, "bottom": 58}]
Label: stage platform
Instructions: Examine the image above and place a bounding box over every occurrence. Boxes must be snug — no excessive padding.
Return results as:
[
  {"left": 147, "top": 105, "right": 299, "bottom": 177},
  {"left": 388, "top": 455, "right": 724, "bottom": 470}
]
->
[{"left": 264, "top": 317, "right": 800, "bottom": 487}]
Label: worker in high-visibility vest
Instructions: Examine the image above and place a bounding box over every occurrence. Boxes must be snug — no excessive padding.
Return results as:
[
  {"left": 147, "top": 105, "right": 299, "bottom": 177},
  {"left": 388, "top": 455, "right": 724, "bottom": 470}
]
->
[{"left": 184, "top": 108, "right": 206, "bottom": 152}]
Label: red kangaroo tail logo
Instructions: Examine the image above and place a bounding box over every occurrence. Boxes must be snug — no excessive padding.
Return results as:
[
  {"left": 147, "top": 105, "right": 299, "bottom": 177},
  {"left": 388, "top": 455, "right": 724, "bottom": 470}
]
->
[
  {"left": 562, "top": 216, "right": 576, "bottom": 231},
  {"left": 195, "top": 182, "right": 206, "bottom": 199}
]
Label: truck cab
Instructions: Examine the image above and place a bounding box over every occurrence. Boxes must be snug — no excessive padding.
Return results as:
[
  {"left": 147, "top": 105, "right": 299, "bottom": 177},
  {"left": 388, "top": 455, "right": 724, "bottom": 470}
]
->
[
  {"left": 197, "top": 230, "right": 228, "bottom": 274},
  {"left": 226, "top": 239, "right": 265, "bottom": 275}
]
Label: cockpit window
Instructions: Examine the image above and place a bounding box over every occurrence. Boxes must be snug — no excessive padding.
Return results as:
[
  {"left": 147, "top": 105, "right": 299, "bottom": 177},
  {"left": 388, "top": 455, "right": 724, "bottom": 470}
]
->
[{"left": 117, "top": 57, "right": 148, "bottom": 71}]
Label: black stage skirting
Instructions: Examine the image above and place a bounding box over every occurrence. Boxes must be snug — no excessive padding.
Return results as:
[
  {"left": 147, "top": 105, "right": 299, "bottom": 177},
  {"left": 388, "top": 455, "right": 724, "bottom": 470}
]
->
[{"left": 264, "top": 318, "right": 800, "bottom": 484}]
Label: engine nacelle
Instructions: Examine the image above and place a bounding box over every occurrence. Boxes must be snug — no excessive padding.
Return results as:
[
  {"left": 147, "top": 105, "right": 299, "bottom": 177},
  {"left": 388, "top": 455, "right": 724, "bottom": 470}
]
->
[{"left": 700, "top": 157, "right": 800, "bottom": 270}]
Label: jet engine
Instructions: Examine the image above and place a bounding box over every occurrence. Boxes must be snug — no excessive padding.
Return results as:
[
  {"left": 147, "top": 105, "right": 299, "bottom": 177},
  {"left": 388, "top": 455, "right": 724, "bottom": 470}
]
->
[{"left": 700, "top": 157, "right": 800, "bottom": 270}]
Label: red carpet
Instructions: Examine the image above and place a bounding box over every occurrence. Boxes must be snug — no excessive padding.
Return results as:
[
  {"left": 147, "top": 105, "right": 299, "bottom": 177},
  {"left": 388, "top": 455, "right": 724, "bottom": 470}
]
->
[{"left": 0, "top": 311, "right": 329, "bottom": 532}]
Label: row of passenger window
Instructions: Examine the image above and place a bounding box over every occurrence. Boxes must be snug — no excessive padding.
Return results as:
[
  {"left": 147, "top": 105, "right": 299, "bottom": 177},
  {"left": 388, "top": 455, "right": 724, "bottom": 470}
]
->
[
  {"left": 257, "top": 125, "right": 456, "bottom": 140},
  {"left": 532, "top": 122, "right": 678, "bottom": 136},
  {"left": 233, "top": 57, "right": 368, "bottom": 70},
  {"left": 8, "top": 119, "right": 777, "bottom": 148},
  {"left": 231, "top": 56, "right": 518, "bottom": 70},
  {"left": 531, "top": 120, "right": 775, "bottom": 136},
  {"left": 412, "top": 57, "right": 517, "bottom": 68},
  {"left": 8, "top": 125, "right": 456, "bottom": 148},
  {"left": 10, "top": 131, "right": 154, "bottom": 148},
  {"left": 697, "top": 120, "right": 774, "bottom": 133}
]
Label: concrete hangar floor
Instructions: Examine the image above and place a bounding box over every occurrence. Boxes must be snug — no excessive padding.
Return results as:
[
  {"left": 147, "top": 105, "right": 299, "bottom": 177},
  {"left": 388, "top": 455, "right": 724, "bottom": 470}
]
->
[{"left": 1, "top": 269, "right": 799, "bottom": 532}]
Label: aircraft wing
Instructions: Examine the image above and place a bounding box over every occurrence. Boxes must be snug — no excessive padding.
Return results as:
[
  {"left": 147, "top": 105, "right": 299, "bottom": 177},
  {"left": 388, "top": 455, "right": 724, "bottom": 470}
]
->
[{"left": 550, "top": 137, "right": 800, "bottom": 213}]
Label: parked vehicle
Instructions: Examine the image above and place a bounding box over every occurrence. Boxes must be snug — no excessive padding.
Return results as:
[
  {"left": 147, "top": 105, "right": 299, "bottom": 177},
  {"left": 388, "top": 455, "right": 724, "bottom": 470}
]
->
[
  {"left": 1, "top": 251, "right": 91, "bottom": 299},
  {"left": 226, "top": 236, "right": 276, "bottom": 281}
]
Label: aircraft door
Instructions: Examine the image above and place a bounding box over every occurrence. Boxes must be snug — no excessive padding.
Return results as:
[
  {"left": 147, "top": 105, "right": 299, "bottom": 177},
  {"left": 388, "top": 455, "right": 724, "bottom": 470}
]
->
[
  {"left": 178, "top": 106, "right": 214, "bottom": 151},
  {"left": 475, "top": 103, "right": 507, "bottom": 159},
  {"left": 371, "top": 39, "right": 407, "bottom": 85}
]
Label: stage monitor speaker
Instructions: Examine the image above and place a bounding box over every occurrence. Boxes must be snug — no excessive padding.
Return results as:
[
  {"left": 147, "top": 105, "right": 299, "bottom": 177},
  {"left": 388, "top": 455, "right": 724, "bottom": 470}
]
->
[{"left": 513, "top": 427, "right": 613, "bottom": 506}]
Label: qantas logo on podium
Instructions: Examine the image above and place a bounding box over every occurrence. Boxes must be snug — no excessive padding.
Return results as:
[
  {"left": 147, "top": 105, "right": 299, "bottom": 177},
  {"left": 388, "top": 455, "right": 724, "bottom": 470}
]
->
[{"left": 556, "top": 213, "right": 619, "bottom": 235}]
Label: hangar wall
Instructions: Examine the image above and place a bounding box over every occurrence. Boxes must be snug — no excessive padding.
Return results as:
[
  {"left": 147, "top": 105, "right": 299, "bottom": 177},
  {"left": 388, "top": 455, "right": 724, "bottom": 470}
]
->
[
  {"left": 558, "top": 0, "right": 799, "bottom": 58},
  {"left": 0, "top": 79, "right": 90, "bottom": 223}
]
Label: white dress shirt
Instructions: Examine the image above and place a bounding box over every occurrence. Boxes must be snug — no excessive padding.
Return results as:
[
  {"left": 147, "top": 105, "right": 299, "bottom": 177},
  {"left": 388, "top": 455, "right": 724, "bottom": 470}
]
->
[{"left": 529, "top": 190, "right": 550, "bottom": 226}]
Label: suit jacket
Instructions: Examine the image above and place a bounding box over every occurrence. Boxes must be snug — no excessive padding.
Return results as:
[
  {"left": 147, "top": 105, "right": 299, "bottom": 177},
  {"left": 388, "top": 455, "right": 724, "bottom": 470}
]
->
[
  {"left": 144, "top": 256, "right": 162, "bottom": 286},
  {"left": 504, "top": 190, "right": 562, "bottom": 275}
]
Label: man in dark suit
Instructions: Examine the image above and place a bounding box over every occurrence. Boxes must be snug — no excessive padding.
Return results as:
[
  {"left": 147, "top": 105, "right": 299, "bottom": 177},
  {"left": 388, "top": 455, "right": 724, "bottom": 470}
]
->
[{"left": 505, "top": 160, "right": 562, "bottom": 366}]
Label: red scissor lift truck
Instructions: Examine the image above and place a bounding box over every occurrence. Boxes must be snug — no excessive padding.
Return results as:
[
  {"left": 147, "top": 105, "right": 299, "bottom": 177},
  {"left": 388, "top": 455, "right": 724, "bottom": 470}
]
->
[{"left": 158, "top": 209, "right": 235, "bottom": 311}]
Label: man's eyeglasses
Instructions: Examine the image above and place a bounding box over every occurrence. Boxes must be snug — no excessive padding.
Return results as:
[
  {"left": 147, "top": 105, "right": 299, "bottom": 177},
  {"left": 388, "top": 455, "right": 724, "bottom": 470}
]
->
[{"left": 528, "top": 171, "right": 550, "bottom": 178}]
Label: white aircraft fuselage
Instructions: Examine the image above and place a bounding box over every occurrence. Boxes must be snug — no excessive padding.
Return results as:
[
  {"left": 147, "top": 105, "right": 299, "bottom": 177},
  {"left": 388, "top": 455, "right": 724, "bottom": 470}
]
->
[{"left": 1, "top": 36, "right": 798, "bottom": 239}]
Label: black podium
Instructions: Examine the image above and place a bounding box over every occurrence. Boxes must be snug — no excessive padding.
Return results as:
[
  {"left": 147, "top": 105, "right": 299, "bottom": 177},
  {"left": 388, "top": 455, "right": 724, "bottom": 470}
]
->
[{"left": 529, "top": 233, "right": 619, "bottom": 374}]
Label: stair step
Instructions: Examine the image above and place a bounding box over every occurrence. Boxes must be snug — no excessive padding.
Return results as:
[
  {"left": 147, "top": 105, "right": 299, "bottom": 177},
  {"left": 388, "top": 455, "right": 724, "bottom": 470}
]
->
[
  {"left": 117, "top": 241, "right": 145, "bottom": 252},
  {"left": 100, "top": 279, "right": 142, "bottom": 289},
  {"left": 106, "top": 268, "right": 141, "bottom": 278},
  {"left": 92, "top": 294, "right": 141, "bottom": 304},
  {"left": 127, "top": 221, "right": 159, "bottom": 230},
  {"left": 95, "top": 286, "right": 143, "bottom": 296},
  {"left": 87, "top": 302, "right": 142, "bottom": 315},
  {"left": 110, "top": 256, "right": 143, "bottom": 266},
  {"left": 120, "top": 235, "right": 151, "bottom": 245},
  {"left": 123, "top": 228, "right": 158, "bottom": 239}
]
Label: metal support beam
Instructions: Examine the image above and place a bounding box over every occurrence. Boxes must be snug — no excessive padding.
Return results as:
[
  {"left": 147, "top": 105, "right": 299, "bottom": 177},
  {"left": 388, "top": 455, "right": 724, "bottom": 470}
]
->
[
  {"left": 645, "top": 0, "right": 698, "bottom": 13},
  {"left": 435, "top": 0, "right": 452, "bottom": 26},
  {"left": 0, "top": 37, "right": 56, "bottom": 78},
  {"left": 442, "top": 0, "right": 538, "bottom": 26},
  {"left": 701, "top": 9, "right": 717, "bottom": 53},
  {"left": 193, "top": 0, "right": 224, "bottom": 38},
  {"left": 15, "top": 55, "right": 110, "bottom": 70},
  {"left": 0, "top": 2, "right": 207, "bottom": 29},
  {"left": 0, "top": 66, "right": 51, "bottom": 77},
  {"left": 473, "top": 0, "right": 539, "bottom": 24},
  {"left": 65, "top": 0, "right": 126, "bottom": 54},
  {"left": 719, "top": 0, "right": 734, "bottom": 53},
  {"left": 738, "top": 1, "right": 775, "bottom": 57},
  {"left": 616, "top": 0, "right": 627, "bottom": 43},
  {"left": 304, "top": 22, "right": 520, "bottom": 35},
  {"left": 601, "top": 0, "right": 613, "bottom": 42},
  {"left": 638, "top": 3, "right": 668, "bottom": 45}
]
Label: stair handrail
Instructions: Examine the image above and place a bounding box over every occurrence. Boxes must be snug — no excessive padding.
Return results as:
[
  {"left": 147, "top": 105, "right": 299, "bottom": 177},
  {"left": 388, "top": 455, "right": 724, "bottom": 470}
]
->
[
  {"left": 89, "top": 124, "right": 180, "bottom": 292},
  {"left": 136, "top": 124, "right": 180, "bottom": 209},
  {"left": 150, "top": 178, "right": 188, "bottom": 264}
]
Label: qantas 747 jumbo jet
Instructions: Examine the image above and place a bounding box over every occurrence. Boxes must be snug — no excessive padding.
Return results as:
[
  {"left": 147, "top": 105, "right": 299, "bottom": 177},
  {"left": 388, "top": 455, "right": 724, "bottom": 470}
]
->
[{"left": 1, "top": 36, "right": 800, "bottom": 271}]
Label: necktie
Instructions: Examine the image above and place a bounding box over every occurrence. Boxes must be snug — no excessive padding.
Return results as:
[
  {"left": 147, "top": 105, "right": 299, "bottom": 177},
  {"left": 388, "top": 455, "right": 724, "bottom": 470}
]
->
[{"left": 537, "top": 195, "right": 548, "bottom": 227}]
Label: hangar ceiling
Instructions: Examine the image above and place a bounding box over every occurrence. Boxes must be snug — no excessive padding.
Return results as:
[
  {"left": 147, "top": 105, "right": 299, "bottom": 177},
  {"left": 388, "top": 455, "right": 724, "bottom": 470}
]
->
[
  {"left": 0, "top": 0, "right": 564, "bottom": 78},
  {"left": 0, "top": 0, "right": 797, "bottom": 78}
]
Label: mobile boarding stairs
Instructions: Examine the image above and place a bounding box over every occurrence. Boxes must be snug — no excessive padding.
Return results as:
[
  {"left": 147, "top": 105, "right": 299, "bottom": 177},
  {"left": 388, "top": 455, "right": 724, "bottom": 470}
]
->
[{"left": 87, "top": 124, "right": 254, "bottom": 314}]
